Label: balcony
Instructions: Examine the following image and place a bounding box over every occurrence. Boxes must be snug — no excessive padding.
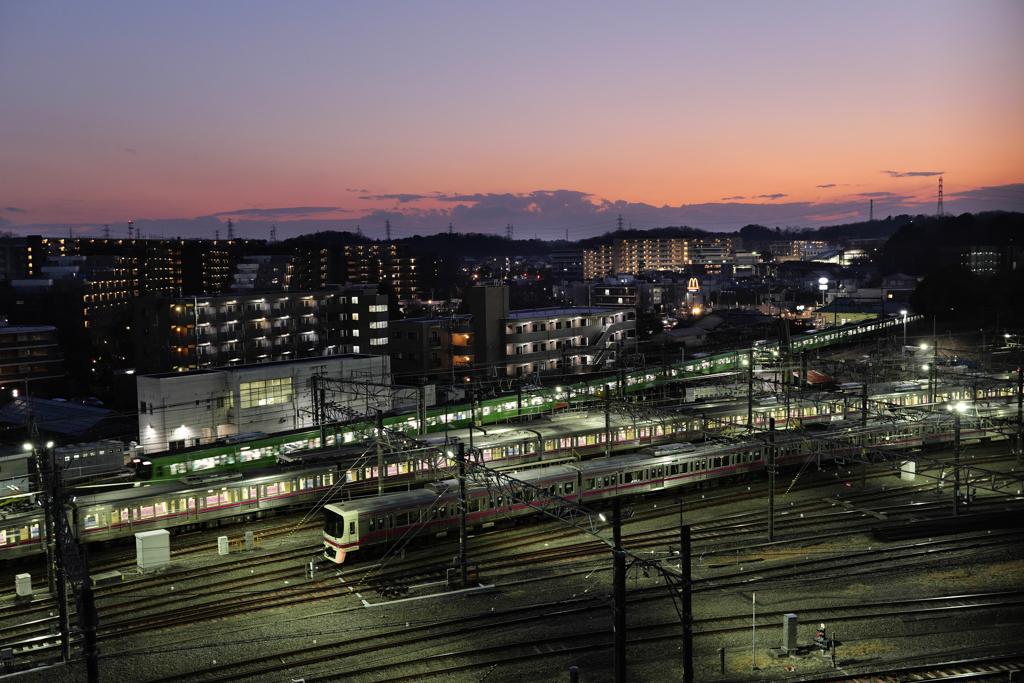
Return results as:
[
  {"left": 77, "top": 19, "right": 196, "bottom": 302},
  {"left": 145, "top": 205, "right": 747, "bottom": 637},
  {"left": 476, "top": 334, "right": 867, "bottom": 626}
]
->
[{"left": 197, "top": 312, "right": 221, "bottom": 325}]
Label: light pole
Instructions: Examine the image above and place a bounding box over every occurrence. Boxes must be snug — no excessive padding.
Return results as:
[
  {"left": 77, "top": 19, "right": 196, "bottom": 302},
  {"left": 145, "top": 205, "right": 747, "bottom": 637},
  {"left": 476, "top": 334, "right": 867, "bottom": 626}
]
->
[
  {"left": 818, "top": 277, "right": 828, "bottom": 326},
  {"left": 900, "top": 310, "right": 907, "bottom": 347}
]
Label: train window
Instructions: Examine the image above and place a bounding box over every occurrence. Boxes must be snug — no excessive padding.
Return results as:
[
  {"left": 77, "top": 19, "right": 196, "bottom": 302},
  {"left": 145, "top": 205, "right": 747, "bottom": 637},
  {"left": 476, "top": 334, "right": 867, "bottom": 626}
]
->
[
  {"left": 602, "top": 476, "right": 609, "bottom": 487},
  {"left": 369, "top": 518, "right": 375, "bottom": 532},
  {"left": 0, "top": 530, "right": 7, "bottom": 545},
  {"left": 669, "top": 464, "right": 679, "bottom": 475},
  {"left": 387, "top": 515, "right": 393, "bottom": 529},
  {"left": 469, "top": 499, "right": 481, "bottom": 513},
  {"left": 397, "top": 513, "right": 409, "bottom": 527},
  {"left": 623, "top": 472, "right": 633, "bottom": 484},
  {"left": 586, "top": 478, "right": 595, "bottom": 490},
  {"left": 701, "top": 460, "right": 707, "bottom": 471},
  {"left": 31, "top": 523, "right": 40, "bottom": 538},
  {"left": 566, "top": 482, "right": 575, "bottom": 494},
  {"left": 658, "top": 467, "right": 663, "bottom": 477},
  {"left": 84, "top": 515, "right": 99, "bottom": 529},
  {"left": 206, "top": 494, "right": 219, "bottom": 507},
  {"left": 155, "top": 502, "right": 168, "bottom": 516}
]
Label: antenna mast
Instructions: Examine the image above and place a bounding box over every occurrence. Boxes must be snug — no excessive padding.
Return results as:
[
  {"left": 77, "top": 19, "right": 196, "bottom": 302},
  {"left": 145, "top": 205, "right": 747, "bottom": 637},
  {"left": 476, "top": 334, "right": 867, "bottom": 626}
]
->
[
  {"left": 127, "top": 220, "right": 134, "bottom": 240},
  {"left": 870, "top": 199, "right": 874, "bottom": 221},
  {"left": 937, "top": 176, "right": 945, "bottom": 216}
]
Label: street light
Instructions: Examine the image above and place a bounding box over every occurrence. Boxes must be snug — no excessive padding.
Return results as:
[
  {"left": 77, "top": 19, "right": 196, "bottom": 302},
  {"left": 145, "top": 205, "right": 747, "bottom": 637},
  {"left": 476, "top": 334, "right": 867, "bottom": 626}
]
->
[{"left": 900, "top": 310, "right": 907, "bottom": 346}]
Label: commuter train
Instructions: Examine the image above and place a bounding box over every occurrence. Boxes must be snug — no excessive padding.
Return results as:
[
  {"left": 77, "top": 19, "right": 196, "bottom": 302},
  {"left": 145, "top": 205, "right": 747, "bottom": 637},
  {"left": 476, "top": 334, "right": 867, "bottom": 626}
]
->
[
  {"left": 321, "top": 403, "right": 1018, "bottom": 563},
  {"left": 2, "top": 400, "right": 1012, "bottom": 564},
  {"left": 123, "top": 315, "right": 944, "bottom": 481},
  {"left": 127, "top": 369, "right": 1015, "bottom": 486}
]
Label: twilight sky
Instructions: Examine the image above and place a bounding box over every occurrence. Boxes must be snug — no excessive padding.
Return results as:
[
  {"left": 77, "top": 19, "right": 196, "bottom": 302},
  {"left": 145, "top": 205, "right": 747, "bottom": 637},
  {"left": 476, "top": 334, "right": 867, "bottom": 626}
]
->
[{"left": 2, "top": 1, "right": 1022, "bottom": 241}]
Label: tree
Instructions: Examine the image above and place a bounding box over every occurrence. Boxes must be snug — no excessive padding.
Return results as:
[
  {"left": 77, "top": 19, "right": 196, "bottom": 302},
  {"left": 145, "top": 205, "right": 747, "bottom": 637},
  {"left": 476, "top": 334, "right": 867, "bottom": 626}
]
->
[{"left": 908, "top": 265, "right": 987, "bottom": 322}]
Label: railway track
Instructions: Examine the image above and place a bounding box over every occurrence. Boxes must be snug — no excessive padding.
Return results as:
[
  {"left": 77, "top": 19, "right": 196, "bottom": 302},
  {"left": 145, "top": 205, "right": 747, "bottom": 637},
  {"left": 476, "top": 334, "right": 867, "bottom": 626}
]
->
[{"left": 134, "top": 592, "right": 1024, "bottom": 683}]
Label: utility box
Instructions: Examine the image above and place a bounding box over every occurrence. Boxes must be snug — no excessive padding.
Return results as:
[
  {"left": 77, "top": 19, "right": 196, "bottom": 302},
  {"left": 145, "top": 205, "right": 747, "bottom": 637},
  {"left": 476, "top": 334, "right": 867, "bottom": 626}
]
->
[
  {"left": 245, "top": 531, "right": 254, "bottom": 551},
  {"left": 782, "top": 613, "right": 798, "bottom": 652},
  {"left": 218, "top": 536, "right": 229, "bottom": 555},
  {"left": 901, "top": 460, "right": 916, "bottom": 481},
  {"left": 15, "top": 574, "right": 32, "bottom": 597},
  {"left": 136, "top": 530, "right": 171, "bottom": 573}
]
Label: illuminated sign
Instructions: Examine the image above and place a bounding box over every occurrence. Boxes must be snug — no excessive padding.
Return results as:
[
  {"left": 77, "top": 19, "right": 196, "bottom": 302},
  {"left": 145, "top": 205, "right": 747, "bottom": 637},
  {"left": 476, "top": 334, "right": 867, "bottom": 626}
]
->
[{"left": 687, "top": 277, "right": 699, "bottom": 292}]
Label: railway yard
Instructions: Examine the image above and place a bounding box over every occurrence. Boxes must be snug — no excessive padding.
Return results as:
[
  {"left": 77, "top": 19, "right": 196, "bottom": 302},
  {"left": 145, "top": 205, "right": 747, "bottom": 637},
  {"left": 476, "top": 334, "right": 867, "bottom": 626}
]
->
[{"left": 2, "top": 442, "right": 1022, "bottom": 683}]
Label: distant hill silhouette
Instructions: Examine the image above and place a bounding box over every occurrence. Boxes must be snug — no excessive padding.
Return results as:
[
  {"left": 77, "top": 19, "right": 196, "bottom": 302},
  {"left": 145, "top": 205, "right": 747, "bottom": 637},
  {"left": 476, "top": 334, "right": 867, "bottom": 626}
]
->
[{"left": 284, "top": 211, "right": 1023, "bottom": 272}]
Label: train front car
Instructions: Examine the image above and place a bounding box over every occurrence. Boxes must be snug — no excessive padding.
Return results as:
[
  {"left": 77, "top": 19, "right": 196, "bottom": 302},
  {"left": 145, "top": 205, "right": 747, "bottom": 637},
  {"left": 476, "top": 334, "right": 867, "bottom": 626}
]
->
[{"left": 323, "top": 502, "right": 354, "bottom": 563}]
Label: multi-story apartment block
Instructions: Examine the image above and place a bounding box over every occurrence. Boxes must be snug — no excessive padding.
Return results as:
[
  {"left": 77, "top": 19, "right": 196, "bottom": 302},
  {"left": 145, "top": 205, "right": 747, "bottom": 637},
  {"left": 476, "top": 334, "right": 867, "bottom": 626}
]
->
[
  {"left": 389, "top": 315, "right": 473, "bottom": 382},
  {"left": 388, "top": 285, "right": 635, "bottom": 383},
  {"left": 792, "top": 240, "right": 831, "bottom": 261},
  {"left": 0, "top": 319, "right": 64, "bottom": 396},
  {"left": 133, "top": 285, "right": 389, "bottom": 374},
  {"left": 336, "top": 244, "right": 436, "bottom": 300},
  {"left": 550, "top": 249, "right": 585, "bottom": 280},
  {"left": 688, "top": 239, "right": 732, "bottom": 269},
  {"left": 0, "top": 235, "right": 45, "bottom": 282},
  {"left": 966, "top": 246, "right": 1021, "bottom": 276},
  {"left": 502, "top": 306, "right": 634, "bottom": 376},
  {"left": 584, "top": 245, "right": 616, "bottom": 279},
  {"left": 582, "top": 237, "right": 737, "bottom": 277},
  {"left": 614, "top": 238, "right": 689, "bottom": 273},
  {"left": 2, "top": 255, "right": 138, "bottom": 344},
  {"left": 230, "top": 255, "right": 294, "bottom": 292}
]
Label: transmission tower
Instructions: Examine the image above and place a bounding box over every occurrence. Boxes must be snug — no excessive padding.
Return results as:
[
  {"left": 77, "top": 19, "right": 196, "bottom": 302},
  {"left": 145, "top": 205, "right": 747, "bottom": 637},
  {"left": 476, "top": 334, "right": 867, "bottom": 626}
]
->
[
  {"left": 103, "top": 224, "right": 110, "bottom": 239},
  {"left": 226, "top": 219, "right": 235, "bottom": 241},
  {"left": 214, "top": 229, "right": 220, "bottom": 241},
  {"left": 506, "top": 223, "right": 513, "bottom": 240},
  {"left": 385, "top": 219, "right": 391, "bottom": 241},
  {"left": 270, "top": 223, "right": 277, "bottom": 243},
  {"left": 937, "top": 176, "right": 945, "bottom": 216},
  {"left": 448, "top": 222, "right": 454, "bottom": 235},
  {"left": 127, "top": 220, "right": 134, "bottom": 239},
  {"left": 617, "top": 214, "right": 624, "bottom": 233}
]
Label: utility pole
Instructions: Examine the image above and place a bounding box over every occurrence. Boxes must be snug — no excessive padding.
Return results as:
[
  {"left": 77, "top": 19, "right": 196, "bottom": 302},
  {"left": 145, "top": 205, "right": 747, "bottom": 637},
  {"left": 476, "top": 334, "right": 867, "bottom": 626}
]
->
[
  {"left": 1017, "top": 367, "right": 1023, "bottom": 467},
  {"left": 376, "top": 408, "right": 384, "bottom": 496},
  {"left": 41, "top": 439, "right": 99, "bottom": 681},
  {"left": 604, "top": 387, "right": 612, "bottom": 458},
  {"left": 747, "top": 349, "right": 754, "bottom": 429},
  {"left": 677, "top": 500, "right": 693, "bottom": 683},
  {"left": 612, "top": 498, "right": 627, "bottom": 683},
  {"left": 953, "top": 408, "right": 961, "bottom": 516},
  {"left": 768, "top": 418, "right": 776, "bottom": 542},
  {"left": 457, "top": 443, "right": 469, "bottom": 586}
]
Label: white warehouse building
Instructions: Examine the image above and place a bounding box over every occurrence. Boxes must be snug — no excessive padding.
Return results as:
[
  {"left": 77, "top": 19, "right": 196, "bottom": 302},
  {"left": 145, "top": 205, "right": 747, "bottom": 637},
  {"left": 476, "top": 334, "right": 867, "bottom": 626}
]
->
[{"left": 137, "top": 354, "right": 391, "bottom": 453}]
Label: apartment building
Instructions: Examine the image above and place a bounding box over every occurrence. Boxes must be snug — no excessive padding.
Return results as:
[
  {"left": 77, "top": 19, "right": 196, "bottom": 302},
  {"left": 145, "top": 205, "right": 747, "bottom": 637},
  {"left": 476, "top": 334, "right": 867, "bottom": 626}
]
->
[
  {"left": 0, "top": 319, "right": 64, "bottom": 397},
  {"left": 387, "top": 285, "right": 635, "bottom": 382},
  {"left": 133, "top": 285, "right": 389, "bottom": 374}
]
